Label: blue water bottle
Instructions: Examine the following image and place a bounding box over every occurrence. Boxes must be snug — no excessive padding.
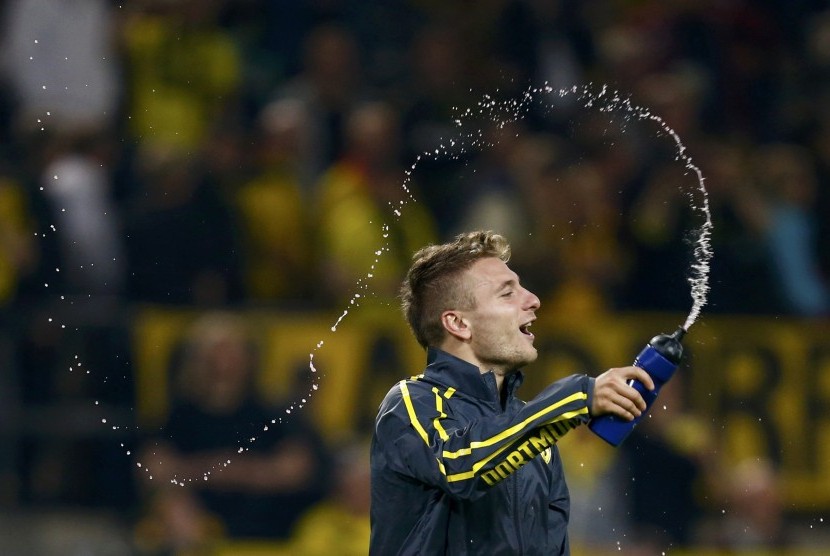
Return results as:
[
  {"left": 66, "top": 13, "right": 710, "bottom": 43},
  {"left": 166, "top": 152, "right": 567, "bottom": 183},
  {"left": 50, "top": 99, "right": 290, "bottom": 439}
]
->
[{"left": 588, "top": 326, "right": 685, "bottom": 446}]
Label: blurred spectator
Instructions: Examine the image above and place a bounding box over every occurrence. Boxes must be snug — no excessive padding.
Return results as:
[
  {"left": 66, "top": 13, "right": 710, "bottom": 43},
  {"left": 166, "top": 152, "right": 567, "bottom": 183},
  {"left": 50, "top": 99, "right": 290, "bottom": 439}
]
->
[
  {"left": 134, "top": 313, "right": 332, "bottom": 552},
  {"left": 120, "top": 0, "right": 242, "bottom": 151},
  {"left": 706, "top": 457, "right": 791, "bottom": 549},
  {"left": 571, "top": 374, "right": 714, "bottom": 554},
  {"left": 272, "top": 23, "right": 374, "bottom": 187},
  {"left": 0, "top": 0, "right": 121, "bottom": 136},
  {"left": 498, "top": 0, "right": 595, "bottom": 114},
  {"left": 197, "top": 113, "right": 255, "bottom": 197},
  {"left": 703, "top": 1, "right": 789, "bottom": 141},
  {"left": 400, "top": 22, "right": 475, "bottom": 234},
  {"left": 37, "top": 131, "right": 126, "bottom": 298},
  {"left": 594, "top": 18, "right": 664, "bottom": 95},
  {"left": 626, "top": 137, "right": 784, "bottom": 315},
  {"left": 15, "top": 323, "right": 136, "bottom": 509},
  {"left": 547, "top": 161, "right": 631, "bottom": 315},
  {"left": 233, "top": 99, "right": 315, "bottom": 303},
  {"left": 288, "top": 438, "right": 370, "bottom": 555},
  {"left": 621, "top": 159, "right": 704, "bottom": 314},
  {"left": 513, "top": 147, "right": 631, "bottom": 317},
  {"left": 213, "top": 0, "right": 309, "bottom": 121},
  {"left": 753, "top": 142, "right": 829, "bottom": 316},
  {"left": 556, "top": 427, "right": 629, "bottom": 553},
  {"left": 499, "top": 132, "right": 567, "bottom": 284},
  {"left": 5, "top": 128, "right": 135, "bottom": 513},
  {"left": 313, "top": 101, "right": 438, "bottom": 305},
  {"left": 634, "top": 67, "right": 709, "bottom": 143},
  {"left": 449, "top": 120, "right": 532, "bottom": 242},
  {"left": 614, "top": 380, "right": 712, "bottom": 551},
  {"left": 123, "top": 146, "right": 243, "bottom": 305}
]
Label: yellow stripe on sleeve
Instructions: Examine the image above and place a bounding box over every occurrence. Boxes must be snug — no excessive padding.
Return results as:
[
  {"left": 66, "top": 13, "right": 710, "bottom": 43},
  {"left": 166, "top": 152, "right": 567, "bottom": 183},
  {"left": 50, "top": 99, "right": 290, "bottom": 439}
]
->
[
  {"left": 441, "top": 392, "right": 587, "bottom": 459},
  {"left": 400, "top": 380, "right": 430, "bottom": 445},
  {"left": 445, "top": 409, "right": 588, "bottom": 482},
  {"left": 398, "top": 379, "right": 588, "bottom": 484}
]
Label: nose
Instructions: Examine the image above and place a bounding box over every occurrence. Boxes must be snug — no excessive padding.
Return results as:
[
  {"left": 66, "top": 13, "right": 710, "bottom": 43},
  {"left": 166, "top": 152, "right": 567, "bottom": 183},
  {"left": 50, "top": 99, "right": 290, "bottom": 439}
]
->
[{"left": 524, "top": 287, "right": 541, "bottom": 311}]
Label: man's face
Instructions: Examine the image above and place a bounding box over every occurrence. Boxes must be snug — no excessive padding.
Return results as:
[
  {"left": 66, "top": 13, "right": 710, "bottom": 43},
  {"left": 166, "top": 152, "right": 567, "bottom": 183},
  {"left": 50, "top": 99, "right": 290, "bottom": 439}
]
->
[{"left": 461, "top": 257, "right": 541, "bottom": 373}]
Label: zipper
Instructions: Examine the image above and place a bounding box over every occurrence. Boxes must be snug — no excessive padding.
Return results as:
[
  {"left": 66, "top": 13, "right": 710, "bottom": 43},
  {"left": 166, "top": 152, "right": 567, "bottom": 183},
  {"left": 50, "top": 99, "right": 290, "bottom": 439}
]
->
[
  {"left": 512, "top": 469, "right": 523, "bottom": 553},
  {"left": 505, "top": 390, "right": 524, "bottom": 554},
  {"left": 493, "top": 371, "right": 524, "bottom": 553}
]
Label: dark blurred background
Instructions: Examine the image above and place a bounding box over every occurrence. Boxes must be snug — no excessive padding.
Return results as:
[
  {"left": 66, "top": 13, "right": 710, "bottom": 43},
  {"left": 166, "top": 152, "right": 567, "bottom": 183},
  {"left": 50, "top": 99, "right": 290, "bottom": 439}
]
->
[{"left": 0, "top": 0, "right": 829, "bottom": 554}]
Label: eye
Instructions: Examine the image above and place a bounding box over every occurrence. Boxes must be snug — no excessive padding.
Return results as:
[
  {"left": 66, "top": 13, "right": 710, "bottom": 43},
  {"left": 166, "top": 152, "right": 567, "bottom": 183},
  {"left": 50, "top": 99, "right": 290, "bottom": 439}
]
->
[{"left": 501, "top": 290, "right": 514, "bottom": 298}]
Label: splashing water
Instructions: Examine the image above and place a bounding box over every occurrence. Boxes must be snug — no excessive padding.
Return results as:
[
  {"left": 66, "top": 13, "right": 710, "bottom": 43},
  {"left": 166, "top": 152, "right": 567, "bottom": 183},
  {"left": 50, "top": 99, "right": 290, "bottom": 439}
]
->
[
  {"left": 570, "top": 84, "right": 713, "bottom": 331},
  {"left": 45, "top": 81, "right": 711, "bottom": 482},
  {"left": 303, "top": 83, "right": 714, "bottom": 431},
  {"left": 551, "top": 83, "right": 714, "bottom": 331},
  {"left": 106, "top": 81, "right": 715, "bottom": 483}
]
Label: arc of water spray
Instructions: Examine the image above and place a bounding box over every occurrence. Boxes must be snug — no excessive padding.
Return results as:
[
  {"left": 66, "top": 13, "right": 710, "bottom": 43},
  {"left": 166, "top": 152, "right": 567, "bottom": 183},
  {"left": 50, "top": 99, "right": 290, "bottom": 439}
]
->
[
  {"left": 572, "top": 84, "right": 713, "bottom": 331},
  {"left": 309, "top": 81, "right": 714, "bottom": 403},
  {"left": 138, "top": 83, "right": 711, "bottom": 484}
]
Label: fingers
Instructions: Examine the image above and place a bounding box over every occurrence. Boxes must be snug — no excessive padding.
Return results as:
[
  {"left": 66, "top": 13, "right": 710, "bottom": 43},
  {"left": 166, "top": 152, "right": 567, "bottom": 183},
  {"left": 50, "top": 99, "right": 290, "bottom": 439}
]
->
[
  {"left": 627, "top": 385, "right": 648, "bottom": 413},
  {"left": 608, "top": 392, "right": 642, "bottom": 421},
  {"left": 592, "top": 366, "right": 655, "bottom": 420},
  {"left": 592, "top": 393, "right": 640, "bottom": 421},
  {"left": 628, "top": 366, "right": 655, "bottom": 391}
]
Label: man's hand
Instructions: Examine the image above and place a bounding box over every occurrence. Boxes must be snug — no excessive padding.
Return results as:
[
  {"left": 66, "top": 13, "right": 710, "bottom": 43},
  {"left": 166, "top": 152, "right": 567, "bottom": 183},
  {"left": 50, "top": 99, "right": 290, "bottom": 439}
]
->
[{"left": 591, "top": 366, "right": 655, "bottom": 421}]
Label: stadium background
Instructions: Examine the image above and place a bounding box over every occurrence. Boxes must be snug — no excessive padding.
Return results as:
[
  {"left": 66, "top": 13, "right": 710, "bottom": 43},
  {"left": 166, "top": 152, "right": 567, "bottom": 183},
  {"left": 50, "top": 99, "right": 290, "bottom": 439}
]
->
[{"left": 0, "top": 1, "right": 829, "bottom": 554}]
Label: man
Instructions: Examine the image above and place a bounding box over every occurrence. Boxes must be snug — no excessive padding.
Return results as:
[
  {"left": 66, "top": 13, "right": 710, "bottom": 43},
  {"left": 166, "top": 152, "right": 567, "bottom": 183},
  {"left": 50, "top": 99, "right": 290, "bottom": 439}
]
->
[{"left": 370, "top": 230, "right": 655, "bottom": 555}]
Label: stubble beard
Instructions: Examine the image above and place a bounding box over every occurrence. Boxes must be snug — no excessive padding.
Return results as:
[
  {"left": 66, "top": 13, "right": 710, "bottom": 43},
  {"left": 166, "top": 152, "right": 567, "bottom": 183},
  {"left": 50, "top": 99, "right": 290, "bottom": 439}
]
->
[{"left": 478, "top": 337, "right": 537, "bottom": 374}]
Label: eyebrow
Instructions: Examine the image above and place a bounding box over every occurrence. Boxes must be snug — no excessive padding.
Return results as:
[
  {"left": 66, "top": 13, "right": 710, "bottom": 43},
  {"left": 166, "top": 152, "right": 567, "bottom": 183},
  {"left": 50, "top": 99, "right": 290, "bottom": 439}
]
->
[{"left": 496, "top": 278, "right": 518, "bottom": 292}]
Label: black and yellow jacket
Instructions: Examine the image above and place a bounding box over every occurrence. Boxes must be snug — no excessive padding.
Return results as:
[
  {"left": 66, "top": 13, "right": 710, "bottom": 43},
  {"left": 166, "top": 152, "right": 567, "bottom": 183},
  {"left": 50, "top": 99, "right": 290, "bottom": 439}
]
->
[{"left": 370, "top": 348, "right": 594, "bottom": 555}]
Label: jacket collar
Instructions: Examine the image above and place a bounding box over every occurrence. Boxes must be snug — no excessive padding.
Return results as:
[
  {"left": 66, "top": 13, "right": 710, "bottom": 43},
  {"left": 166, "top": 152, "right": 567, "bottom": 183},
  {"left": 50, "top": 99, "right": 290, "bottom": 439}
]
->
[{"left": 424, "top": 347, "right": 524, "bottom": 403}]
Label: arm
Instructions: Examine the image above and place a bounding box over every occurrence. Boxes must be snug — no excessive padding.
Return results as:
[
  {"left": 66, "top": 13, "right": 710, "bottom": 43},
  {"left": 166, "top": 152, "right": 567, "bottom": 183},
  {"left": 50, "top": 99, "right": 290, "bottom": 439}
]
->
[
  {"left": 374, "top": 373, "right": 592, "bottom": 500},
  {"left": 375, "top": 365, "right": 654, "bottom": 500}
]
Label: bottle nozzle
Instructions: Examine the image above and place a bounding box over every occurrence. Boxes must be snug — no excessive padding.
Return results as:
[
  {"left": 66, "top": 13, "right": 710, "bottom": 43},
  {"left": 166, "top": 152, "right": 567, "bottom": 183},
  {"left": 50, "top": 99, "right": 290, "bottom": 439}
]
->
[{"left": 672, "top": 326, "right": 686, "bottom": 342}]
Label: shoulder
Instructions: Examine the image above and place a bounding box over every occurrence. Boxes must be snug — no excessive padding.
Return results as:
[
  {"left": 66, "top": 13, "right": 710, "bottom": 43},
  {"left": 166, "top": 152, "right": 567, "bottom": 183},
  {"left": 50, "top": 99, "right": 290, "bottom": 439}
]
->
[
  {"left": 374, "top": 376, "right": 435, "bottom": 431},
  {"left": 377, "top": 376, "right": 428, "bottom": 413}
]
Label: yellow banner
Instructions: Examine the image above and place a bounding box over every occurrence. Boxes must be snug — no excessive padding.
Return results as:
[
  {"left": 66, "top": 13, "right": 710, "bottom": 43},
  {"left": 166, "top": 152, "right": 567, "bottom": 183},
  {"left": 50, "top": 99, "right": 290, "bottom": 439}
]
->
[{"left": 131, "top": 308, "right": 830, "bottom": 509}]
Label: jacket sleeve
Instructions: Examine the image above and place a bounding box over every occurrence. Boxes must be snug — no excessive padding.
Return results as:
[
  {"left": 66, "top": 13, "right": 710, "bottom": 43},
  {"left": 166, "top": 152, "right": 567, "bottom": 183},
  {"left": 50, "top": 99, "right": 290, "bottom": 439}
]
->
[{"left": 373, "top": 374, "right": 593, "bottom": 500}]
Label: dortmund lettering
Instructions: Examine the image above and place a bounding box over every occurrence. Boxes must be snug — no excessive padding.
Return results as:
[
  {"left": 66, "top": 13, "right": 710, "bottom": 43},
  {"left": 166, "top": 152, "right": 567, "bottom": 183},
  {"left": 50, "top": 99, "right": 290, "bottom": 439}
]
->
[{"left": 479, "top": 418, "right": 579, "bottom": 486}]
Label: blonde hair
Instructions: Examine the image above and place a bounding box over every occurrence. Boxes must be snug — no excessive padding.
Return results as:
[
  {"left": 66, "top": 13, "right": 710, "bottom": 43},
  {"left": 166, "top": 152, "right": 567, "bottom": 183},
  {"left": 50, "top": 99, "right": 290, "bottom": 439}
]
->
[{"left": 400, "top": 230, "right": 511, "bottom": 348}]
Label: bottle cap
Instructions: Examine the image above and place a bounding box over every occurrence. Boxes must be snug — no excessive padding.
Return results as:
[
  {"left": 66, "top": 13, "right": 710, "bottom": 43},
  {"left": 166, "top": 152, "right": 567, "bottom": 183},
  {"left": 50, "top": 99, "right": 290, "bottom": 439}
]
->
[{"left": 649, "top": 326, "right": 685, "bottom": 364}]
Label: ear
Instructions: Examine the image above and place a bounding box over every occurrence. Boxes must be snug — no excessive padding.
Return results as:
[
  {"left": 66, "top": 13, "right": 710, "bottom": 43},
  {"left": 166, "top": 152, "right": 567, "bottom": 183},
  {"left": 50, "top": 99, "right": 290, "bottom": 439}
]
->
[{"left": 441, "top": 310, "right": 471, "bottom": 341}]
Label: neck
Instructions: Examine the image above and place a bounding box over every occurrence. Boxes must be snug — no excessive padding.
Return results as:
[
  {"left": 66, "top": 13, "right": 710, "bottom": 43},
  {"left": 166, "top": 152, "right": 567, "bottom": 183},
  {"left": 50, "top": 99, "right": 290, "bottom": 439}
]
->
[
  {"left": 438, "top": 342, "right": 508, "bottom": 393},
  {"left": 490, "top": 369, "right": 509, "bottom": 393}
]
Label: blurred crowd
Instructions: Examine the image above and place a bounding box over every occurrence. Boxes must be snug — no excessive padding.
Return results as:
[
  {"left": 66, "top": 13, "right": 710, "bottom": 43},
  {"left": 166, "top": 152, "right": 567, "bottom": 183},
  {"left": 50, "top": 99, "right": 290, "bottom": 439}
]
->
[
  {"left": 1, "top": 0, "right": 829, "bottom": 316},
  {"left": 0, "top": 0, "right": 829, "bottom": 554}
]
